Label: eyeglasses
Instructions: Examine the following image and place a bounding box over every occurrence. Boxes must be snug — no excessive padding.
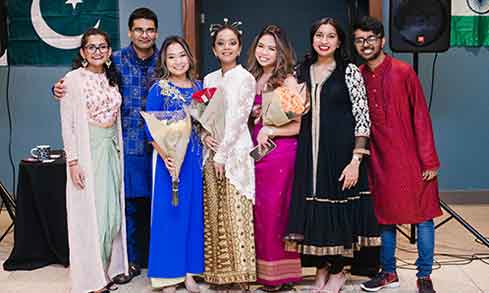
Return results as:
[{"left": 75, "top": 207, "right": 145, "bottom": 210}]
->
[
  {"left": 132, "top": 28, "right": 157, "bottom": 36},
  {"left": 84, "top": 44, "right": 109, "bottom": 54},
  {"left": 354, "top": 35, "right": 380, "bottom": 46}
]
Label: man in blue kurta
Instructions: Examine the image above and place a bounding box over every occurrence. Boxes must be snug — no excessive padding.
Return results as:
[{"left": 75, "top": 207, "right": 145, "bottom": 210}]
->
[
  {"left": 53, "top": 7, "right": 159, "bottom": 284},
  {"left": 110, "top": 8, "right": 159, "bottom": 284}
]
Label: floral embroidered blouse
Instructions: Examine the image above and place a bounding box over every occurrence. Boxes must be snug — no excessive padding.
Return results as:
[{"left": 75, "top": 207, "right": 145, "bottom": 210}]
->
[{"left": 81, "top": 69, "right": 122, "bottom": 126}]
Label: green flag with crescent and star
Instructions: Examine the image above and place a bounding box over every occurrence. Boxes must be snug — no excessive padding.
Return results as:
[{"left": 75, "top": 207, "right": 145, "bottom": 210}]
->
[{"left": 7, "top": 0, "right": 119, "bottom": 65}]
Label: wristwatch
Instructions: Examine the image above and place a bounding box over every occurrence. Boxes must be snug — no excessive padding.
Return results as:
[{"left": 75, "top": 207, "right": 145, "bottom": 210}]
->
[{"left": 352, "top": 154, "right": 362, "bottom": 162}]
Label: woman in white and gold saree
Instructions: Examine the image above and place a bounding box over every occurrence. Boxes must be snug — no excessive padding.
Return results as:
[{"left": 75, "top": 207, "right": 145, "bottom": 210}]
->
[{"left": 200, "top": 20, "right": 257, "bottom": 289}]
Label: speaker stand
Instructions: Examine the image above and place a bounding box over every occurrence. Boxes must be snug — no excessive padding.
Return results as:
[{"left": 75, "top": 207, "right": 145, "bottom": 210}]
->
[
  {"left": 0, "top": 180, "right": 15, "bottom": 243},
  {"left": 396, "top": 53, "right": 489, "bottom": 249},
  {"left": 398, "top": 199, "right": 489, "bottom": 249},
  {"left": 395, "top": 53, "right": 420, "bottom": 245}
]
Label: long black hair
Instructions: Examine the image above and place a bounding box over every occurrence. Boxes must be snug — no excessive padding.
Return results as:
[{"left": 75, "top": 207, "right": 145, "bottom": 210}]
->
[
  {"left": 296, "top": 17, "right": 351, "bottom": 82},
  {"left": 72, "top": 28, "right": 120, "bottom": 87}
]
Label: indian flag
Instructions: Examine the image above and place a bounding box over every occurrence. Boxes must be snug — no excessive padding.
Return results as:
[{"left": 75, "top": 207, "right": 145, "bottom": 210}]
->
[{"left": 451, "top": 0, "right": 489, "bottom": 46}]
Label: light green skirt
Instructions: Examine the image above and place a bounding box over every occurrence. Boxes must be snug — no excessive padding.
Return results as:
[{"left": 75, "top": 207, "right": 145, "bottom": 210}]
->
[{"left": 89, "top": 124, "right": 122, "bottom": 268}]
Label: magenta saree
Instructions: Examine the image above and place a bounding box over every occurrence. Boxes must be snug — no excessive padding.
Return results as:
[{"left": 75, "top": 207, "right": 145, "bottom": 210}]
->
[{"left": 252, "top": 95, "right": 302, "bottom": 286}]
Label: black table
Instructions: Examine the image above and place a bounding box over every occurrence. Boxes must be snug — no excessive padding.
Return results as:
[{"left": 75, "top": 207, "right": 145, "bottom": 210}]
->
[{"left": 3, "top": 157, "right": 69, "bottom": 270}]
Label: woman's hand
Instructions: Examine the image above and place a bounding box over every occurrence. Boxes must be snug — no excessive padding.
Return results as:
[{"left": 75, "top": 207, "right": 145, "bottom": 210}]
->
[
  {"left": 203, "top": 135, "right": 218, "bottom": 152},
  {"left": 163, "top": 157, "right": 176, "bottom": 173},
  {"left": 214, "top": 162, "right": 224, "bottom": 179},
  {"left": 257, "top": 127, "right": 272, "bottom": 152},
  {"left": 69, "top": 164, "right": 86, "bottom": 190},
  {"left": 53, "top": 79, "right": 66, "bottom": 100},
  {"left": 151, "top": 142, "right": 175, "bottom": 173},
  {"left": 339, "top": 159, "right": 360, "bottom": 191},
  {"left": 250, "top": 104, "right": 262, "bottom": 119}
]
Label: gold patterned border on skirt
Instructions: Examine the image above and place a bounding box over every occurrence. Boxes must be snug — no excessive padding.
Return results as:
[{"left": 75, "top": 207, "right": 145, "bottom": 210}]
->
[
  {"left": 286, "top": 236, "right": 381, "bottom": 256},
  {"left": 305, "top": 191, "right": 371, "bottom": 204},
  {"left": 204, "top": 272, "right": 257, "bottom": 285}
]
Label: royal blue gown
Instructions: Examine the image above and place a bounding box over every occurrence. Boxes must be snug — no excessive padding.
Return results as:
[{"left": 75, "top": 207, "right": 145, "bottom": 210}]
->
[{"left": 145, "top": 80, "right": 204, "bottom": 286}]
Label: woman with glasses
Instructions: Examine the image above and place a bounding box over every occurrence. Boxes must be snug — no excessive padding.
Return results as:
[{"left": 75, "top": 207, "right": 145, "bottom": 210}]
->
[{"left": 59, "top": 28, "right": 128, "bottom": 293}]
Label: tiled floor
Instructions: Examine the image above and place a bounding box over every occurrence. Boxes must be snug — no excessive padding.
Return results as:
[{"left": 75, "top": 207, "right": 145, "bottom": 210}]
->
[{"left": 1, "top": 203, "right": 488, "bottom": 292}]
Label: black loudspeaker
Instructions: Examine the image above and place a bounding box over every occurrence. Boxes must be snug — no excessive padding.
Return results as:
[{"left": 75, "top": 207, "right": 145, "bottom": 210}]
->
[
  {"left": 0, "top": 0, "right": 6, "bottom": 57},
  {"left": 390, "top": 0, "right": 451, "bottom": 52}
]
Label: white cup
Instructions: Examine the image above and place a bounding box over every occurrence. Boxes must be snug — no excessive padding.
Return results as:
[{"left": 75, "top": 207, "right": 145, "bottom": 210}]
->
[{"left": 30, "top": 145, "right": 51, "bottom": 160}]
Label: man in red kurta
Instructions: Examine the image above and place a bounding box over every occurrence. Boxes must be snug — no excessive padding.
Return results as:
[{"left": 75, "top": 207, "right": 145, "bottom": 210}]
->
[{"left": 353, "top": 17, "right": 442, "bottom": 293}]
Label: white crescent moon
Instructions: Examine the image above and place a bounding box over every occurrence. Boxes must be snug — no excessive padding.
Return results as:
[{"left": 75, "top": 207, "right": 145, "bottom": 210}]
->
[{"left": 31, "top": 0, "right": 101, "bottom": 49}]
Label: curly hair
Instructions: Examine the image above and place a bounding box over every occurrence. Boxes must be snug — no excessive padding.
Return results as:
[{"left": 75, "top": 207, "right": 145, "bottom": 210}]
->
[{"left": 247, "top": 24, "right": 296, "bottom": 90}]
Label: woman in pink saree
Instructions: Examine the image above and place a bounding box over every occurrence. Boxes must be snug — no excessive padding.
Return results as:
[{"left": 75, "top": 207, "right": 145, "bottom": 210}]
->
[{"left": 247, "top": 25, "right": 305, "bottom": 292}]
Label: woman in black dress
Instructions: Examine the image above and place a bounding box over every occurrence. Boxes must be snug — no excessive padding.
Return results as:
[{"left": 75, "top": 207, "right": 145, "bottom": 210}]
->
[{"left": 285, "top": 17, "right": 380, "bottom": 293}]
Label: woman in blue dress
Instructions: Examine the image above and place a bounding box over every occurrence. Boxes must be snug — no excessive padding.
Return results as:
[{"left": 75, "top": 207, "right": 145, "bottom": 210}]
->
[{"left": 144, "top": 36, "right": 204, "bottom": 293}]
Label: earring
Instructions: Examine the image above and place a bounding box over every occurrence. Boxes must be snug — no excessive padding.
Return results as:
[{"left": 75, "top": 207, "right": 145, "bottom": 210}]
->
[
  {"left": 105, "top": 59, "right": 112, "bottom": 67},
  {"left": 81, "top": 59, "right": 88, "bottom": 68}
]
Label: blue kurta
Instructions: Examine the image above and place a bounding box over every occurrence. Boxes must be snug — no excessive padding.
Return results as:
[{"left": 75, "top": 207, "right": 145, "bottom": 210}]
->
[
  {"left": 112, "top": 44, "right": 158, "bottom": 266},
  {"left": 145, "top": 80, "right": 204, "bottom": 280},
  {"left": 112, "top": 44, "right": 158, "bottom": 199}
]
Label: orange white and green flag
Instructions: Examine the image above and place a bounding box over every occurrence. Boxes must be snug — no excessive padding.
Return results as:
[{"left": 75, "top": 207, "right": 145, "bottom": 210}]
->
[{"left": 451, "top": 0, "right": 489, "bottom": 46}]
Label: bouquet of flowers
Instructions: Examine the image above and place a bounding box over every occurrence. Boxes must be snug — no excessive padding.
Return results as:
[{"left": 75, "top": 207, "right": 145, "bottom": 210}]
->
[
  {"left": 190, "top": 86, "right": 226, "bottom": 143},
  {"left": 140, "top": 110, "right": 191, "bottom": 206},
  {"left": 261, "top": 86, "right": 305, "bottom": 126}
]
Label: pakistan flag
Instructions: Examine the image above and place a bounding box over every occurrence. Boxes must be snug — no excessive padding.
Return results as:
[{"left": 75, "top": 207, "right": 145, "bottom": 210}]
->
[{"left": 8, "top": 0, "right": 119, "bottom": 65}]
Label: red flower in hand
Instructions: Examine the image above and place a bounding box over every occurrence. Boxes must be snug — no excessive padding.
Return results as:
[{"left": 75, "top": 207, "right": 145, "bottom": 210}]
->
[{"left": 192, "top": 87, "right": 217, "bottom": 105}]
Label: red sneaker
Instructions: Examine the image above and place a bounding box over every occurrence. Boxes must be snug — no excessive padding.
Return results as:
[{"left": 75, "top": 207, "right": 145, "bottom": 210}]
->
[
  {"left": 417, "top": 277, "right": 436, "bottom": 293},
  {"left": 360, "top": 271, "right": 400, "bottom": 292}
]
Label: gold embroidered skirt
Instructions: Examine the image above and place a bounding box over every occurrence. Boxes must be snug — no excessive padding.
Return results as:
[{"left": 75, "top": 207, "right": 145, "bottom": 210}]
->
[{"left": 203, "top": 162, "right": 256, "bottom": 284}]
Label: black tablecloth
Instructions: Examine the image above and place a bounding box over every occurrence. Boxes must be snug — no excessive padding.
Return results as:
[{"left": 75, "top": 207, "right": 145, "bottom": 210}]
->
[{"left": 3, "top": 158, "right": 69, "bottom": 270}]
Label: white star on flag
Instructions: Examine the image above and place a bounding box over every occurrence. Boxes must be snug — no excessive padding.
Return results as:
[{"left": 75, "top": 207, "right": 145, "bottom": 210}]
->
[{"left": 65, "top": 0, "right": 83, "bottom": 10}]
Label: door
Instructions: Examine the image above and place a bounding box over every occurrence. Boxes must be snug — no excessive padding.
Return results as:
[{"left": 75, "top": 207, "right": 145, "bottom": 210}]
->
[{"left": 198, "top": 0, "right": 369, "bottom": 75}]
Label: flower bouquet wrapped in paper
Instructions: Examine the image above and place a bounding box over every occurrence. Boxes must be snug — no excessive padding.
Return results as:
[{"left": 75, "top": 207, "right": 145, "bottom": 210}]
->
[
  {"left": 190, "top": 86, "right": 226, "bottom": 143},
  {"left": 262, "top": 85, "right": 306, "bottom": 127},
  {"left": 140, "top": 110, "right": 191, "bottom": 206}
]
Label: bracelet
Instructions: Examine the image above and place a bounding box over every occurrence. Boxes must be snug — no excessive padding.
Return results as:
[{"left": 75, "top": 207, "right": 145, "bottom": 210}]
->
[
  {"left": 353, "top": 148, "right": 370, "bottom": 156},
  {"left": 68, "top": 160, "right": 78, "bottom": 167},
  {"left": 352, "top": 154, "right": 362, "bottom": 162}
]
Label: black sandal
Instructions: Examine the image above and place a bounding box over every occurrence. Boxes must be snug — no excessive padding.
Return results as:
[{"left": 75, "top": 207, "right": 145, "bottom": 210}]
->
[
  {"left": 257, "top": 285, "right": 282, "bottom": 292},
  {"left": 281, "top": 283, "right": 297, "bottom": 291},
  {"left": 89, "top": 281, "right": 118, "bottom": 293},
  {"left": 112, "top": 264, "right": 141, "bottom": 284}
]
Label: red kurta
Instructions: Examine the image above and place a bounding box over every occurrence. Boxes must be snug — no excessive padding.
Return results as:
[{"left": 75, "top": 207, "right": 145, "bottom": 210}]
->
[{"left": 360, "top": 55, "right": 442, "bottom": 225}]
